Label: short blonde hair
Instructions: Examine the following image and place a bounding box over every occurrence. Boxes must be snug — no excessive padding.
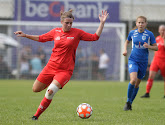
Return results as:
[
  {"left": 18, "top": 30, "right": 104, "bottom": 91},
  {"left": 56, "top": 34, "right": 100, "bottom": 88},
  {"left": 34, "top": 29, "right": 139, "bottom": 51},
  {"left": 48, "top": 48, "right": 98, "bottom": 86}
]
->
[{"left": 60, "top": 9, "right": 75, "bottom": 21}]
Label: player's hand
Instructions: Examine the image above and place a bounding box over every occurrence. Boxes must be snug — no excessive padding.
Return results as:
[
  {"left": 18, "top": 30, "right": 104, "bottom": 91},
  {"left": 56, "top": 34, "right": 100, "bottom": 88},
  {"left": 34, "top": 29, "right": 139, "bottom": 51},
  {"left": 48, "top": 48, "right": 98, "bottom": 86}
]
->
[
  {"left": 14, "top": 31, "right": 26, "bottom": 37},
  {"left": 99, "top": 10, "right": 109, "bottom": 24},
  {"left": 143, "top": 42, "right": 149, "bottom": 48},
  {"left": 123, "top": 50, "right": 127, "bottom": 56}
]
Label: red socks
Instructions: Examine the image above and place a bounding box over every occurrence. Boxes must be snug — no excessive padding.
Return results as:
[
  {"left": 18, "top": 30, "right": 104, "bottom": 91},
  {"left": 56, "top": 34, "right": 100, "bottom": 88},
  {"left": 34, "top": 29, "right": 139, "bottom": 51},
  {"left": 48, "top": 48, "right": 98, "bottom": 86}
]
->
[
  {"left": 146, "top": 79, "right": 153, "bottom": 93},
  {"left": 34, "top": 97, "right": 52, "bottom": 118}
]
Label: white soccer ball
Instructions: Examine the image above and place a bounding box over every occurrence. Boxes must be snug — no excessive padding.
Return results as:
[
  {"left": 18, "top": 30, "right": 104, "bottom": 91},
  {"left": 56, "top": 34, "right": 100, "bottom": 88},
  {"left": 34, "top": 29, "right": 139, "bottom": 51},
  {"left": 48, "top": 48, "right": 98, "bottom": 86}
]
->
[{"left": 76, "top": 103, "right": 93, "bottom": 119}]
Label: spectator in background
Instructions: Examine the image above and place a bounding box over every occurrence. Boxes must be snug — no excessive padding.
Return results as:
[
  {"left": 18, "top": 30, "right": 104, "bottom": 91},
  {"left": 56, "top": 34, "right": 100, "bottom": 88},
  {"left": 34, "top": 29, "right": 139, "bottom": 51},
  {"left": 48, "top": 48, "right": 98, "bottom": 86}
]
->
[
  {"left": 98, "top": 49, "right": 109, "bottom": 80},
  {"left": 20, "top": 57, "right": 30, "bottom": 78},
  {"left": 30, "top": 54, "right": 42, "bottom": 78},
  {"left": 77, "top": 48, "right": 88, "bottom": 80},
  {"left": 141, "top": 25, "right": 165, "bottom": 98},
  {"left": 73, "top": 47, "right": 87, "bottom": 79},
  {"left": 0, "top": 55, "right": 12, "bottom": 79},
  {"left": 20, "top": 45, "right": 32, "bottom": 79},
  {"left": 90, "top": 53, "right": 99, "bottom": 80},
  {"left": 73, "top": 47, "right": 82, "bottom": 79},
  {"left": 21, "top": 45, "right": 32, "bottom": 63},
  {"left": 37, "top": 46, "right": 46, "bottom": 68}
]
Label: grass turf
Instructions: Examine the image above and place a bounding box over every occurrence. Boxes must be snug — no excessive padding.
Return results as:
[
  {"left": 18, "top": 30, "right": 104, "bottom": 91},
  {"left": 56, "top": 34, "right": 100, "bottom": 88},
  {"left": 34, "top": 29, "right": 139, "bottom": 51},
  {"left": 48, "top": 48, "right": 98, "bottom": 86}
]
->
[{"left": 0, "top": 80, "right": 165, "bottom": 125}]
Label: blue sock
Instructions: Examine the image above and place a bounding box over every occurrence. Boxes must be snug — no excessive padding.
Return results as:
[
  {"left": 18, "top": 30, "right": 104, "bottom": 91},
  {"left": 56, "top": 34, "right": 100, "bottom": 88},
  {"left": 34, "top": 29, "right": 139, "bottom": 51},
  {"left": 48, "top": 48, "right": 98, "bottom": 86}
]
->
[
  {"left": 127, "top": 83, "right": 135, "bottom": 102},
  {"left": 130, "top": 87, "right": 139, "bottom": 104}
]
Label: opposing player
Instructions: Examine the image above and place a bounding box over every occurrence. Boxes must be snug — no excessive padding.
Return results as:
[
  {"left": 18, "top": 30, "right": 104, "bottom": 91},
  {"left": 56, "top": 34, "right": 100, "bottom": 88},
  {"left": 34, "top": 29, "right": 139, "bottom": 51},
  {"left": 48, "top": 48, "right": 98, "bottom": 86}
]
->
[
  {"left": 141, "top": 25, "right": 165, "bottom": 98},
  {"left": 14, "top": 9, "right": 109, "bottom": 120},
  {"left": 122, "top": 16, "right": 158, "bottom": 111}
]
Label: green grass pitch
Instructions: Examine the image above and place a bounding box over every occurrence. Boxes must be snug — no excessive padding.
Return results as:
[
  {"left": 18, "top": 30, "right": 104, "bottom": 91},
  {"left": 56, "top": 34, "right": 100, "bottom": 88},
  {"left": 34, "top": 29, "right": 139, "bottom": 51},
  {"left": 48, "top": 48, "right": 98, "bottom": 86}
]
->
[{"left": 0, "top": 80, "right": 165, "bottom": 125}]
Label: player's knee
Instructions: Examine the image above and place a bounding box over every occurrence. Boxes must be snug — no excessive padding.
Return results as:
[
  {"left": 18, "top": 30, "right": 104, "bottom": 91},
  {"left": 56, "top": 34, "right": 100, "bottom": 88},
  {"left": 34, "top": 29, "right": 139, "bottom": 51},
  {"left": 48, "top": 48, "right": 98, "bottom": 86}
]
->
[
  {"left": 130, "top": 78, "right": 137, "bottom": 84},
  {"left": 32, "top": 87, "right": 37, "bottom": 92},
  {"left": 32, "top": 87, "right": 41, "bottom": 92},
  {"left": 48, "top": 89, "right": 53, "bottom": 95},
  {"left": 45, "top": 83, "right": 59, "bottom": 100},
  {"left": 135, "top": 84, "right": 139, "bottom": 88}
]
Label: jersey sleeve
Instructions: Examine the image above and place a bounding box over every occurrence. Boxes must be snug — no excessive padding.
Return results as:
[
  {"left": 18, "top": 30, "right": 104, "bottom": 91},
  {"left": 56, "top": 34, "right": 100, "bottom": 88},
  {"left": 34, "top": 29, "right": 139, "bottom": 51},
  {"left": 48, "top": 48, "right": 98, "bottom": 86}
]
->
[
  {"left": 78, "top": 29, "right": 99, "bottom": 41},
  {"left": 39, "top": 29, "right": 55, "bottom": 42},
  {"left": 149, "top": 32, "right": 156, "bottom": 45},
  {"left": 127, "top": 31, "right": 133, "bottom": 41}
]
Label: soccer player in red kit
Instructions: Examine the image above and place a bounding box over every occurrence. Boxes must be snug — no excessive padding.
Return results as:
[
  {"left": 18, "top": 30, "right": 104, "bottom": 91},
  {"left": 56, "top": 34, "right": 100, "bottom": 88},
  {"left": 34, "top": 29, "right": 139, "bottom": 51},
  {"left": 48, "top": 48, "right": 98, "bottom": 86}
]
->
[
  {"left": 141, "top": 25, "right": 165, "bottom": 98},
  {"left": 14, "top": 9, "right": 109, "bottom": 120}
]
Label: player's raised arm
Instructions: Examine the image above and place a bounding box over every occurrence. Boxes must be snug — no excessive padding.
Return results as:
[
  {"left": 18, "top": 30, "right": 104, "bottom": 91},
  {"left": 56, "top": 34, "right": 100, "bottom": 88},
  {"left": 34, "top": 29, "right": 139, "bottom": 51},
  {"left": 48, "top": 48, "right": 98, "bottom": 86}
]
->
[
  {"left": 14, "top": 31, "right": 39, "bottom": 41},
  {"left": 95, "top": 10, "right": 109, "bottom": 37}
]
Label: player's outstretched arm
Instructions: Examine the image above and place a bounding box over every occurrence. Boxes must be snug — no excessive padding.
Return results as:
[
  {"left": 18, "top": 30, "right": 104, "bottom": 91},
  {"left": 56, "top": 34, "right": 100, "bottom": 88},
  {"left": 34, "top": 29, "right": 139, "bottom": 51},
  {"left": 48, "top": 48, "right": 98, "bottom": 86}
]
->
[
  {"left": 14, "top": 31, "right": 39, "bottom": 41},
  {"left": 96, "top": 10, "right": 109, "bottom": 37}
]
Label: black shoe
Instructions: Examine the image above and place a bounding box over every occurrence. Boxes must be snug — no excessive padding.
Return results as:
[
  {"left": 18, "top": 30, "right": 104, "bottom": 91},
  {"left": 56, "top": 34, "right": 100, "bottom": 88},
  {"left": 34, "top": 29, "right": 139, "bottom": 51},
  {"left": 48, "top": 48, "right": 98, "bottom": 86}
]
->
[
  {"left": 123, "top": 102, "right": 132, "bottom": 111},
  {"left": 141, "top": 93, "right": 150, "bottom": 98},
  {"left": 163, "top": 96, "right": 165, "bottom": 98},
  {"left": 32, "top": 116, "right": 38, "bottom": 120}
]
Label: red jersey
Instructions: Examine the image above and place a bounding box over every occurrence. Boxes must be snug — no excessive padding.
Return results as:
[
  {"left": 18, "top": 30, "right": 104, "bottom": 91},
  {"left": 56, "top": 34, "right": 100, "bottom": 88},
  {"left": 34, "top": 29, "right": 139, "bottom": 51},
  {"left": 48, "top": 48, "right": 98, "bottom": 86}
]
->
[
  {"left": 155, "top": 35, "right": 165, "bottom": 59},
  {"left": 39, "top": 27, "right": 99, "bottom": 72}
]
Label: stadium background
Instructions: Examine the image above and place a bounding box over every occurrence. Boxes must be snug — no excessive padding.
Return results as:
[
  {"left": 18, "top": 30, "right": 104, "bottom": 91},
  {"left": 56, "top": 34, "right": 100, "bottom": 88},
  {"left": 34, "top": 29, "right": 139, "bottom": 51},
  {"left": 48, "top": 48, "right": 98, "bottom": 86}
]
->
[{"left": 0, "top": 0, "right": 165, "bottom": 81}]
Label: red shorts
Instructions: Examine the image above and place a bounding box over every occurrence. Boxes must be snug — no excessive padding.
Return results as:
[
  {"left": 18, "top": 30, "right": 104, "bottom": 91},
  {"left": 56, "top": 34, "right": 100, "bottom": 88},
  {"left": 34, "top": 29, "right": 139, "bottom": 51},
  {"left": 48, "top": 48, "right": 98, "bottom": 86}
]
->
[
  {"left": 37, "top": 63, "right": 73, "bottom": 88},
  {"left": 150, "top": 57, "right": 165, "bottom": 77}
]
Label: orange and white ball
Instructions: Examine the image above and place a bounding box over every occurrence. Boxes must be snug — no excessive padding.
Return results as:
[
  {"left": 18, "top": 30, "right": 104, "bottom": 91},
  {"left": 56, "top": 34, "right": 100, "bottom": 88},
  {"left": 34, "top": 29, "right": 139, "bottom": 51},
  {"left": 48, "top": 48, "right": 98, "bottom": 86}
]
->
[{"left": 77, "top": 103, "right": 93, "bottom": 119}]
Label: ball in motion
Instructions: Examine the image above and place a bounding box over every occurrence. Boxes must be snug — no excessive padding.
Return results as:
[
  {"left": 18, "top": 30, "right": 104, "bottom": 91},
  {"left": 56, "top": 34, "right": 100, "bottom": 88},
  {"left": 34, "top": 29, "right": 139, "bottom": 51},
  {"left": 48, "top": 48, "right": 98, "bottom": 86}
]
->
[{"left": 76, "top": 103, "right": 93, "bottom": 119}]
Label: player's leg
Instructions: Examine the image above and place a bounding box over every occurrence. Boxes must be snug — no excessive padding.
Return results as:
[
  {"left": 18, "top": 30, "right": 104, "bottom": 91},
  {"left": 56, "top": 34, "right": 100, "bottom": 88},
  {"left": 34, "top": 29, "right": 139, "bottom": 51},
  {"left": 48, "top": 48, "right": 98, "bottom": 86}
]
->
[
  {"left": 32, "top": 79, "right": 48, "bottom": 92},
  {"left": 32, "top": 71, "right": 71, "bottom": 120},
  {"left": 141, "top": 71, "right": 157, "bottom": 98},
  {"left": 129, "top": 61, "right": 147, "bottom": 104},
  {"left": 130, "top": 79, "right": 141, "bottom": 104},
  {"left": 127, "top": 72, "right": 137, "bottom": 102},
  {"left": 32, "top": 80, "right": 60, "bottom": 120},
  {"left": 146, "top": 71, "right": 156, "bottom": 93},
  {"left": 124, "top": 60, "right": 138, "bottom": 111},
  {"left": 141, "top": 59, "right": 158, "bottom": 98},
  {"left": 124, "top": 72, "right": 137, "bottom": 111},
  {"left": 159, "top": 63, "right": 165, "bottom": 98}
]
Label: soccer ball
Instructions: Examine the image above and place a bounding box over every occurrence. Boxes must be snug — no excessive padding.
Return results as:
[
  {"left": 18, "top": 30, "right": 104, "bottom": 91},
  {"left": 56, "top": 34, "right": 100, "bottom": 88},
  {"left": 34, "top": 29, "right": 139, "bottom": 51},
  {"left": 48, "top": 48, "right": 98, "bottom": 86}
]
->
[{"left": 76, "top": 103, "right": 93, "bottom": 119}]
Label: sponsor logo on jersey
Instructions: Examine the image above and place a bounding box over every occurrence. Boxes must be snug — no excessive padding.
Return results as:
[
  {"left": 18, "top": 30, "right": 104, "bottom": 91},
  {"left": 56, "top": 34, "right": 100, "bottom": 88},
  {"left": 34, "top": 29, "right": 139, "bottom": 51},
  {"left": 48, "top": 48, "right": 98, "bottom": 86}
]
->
[
  {"left": 135, "top": 44, "right": 145, "bottom": 49},
  {"left": 142, "top": 36, "right": 146, "bottom": 40},
  {"left": 143, "top": 33, "right": 148, "bottom": 36},
  {"left": 56, "top": 30, "right": 61, "bottom": 32},
  {"left": 67, "top": 37, "right": 74, "bottom": 40},
  {"left": 133, "top": 33, "right": 138, "bottom": 35},
  {"left": 55, "top": 36, "right": 60, "bottom": 40}
]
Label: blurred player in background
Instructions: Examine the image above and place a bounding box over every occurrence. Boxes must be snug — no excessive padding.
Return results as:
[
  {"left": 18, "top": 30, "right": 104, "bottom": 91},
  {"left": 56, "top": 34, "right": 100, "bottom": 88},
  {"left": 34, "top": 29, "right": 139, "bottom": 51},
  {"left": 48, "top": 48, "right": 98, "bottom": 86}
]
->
[
  {"left": 98, "top": 48, "right": 109, "bottom": 80},
  {"left": 141, "top": 25, "right": 165, "bottom": 98},
  {"left": 122, "top": 16, "right": 158, "bottom": 111},
  {"left": 14, "top": 9, "right": 109, "bottom": 120}
]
